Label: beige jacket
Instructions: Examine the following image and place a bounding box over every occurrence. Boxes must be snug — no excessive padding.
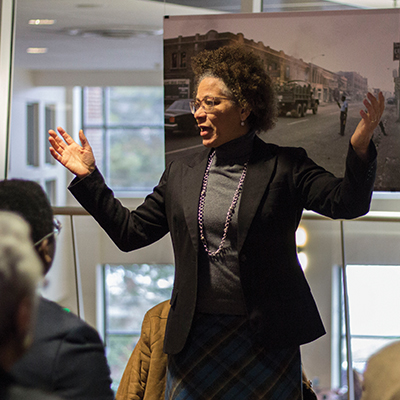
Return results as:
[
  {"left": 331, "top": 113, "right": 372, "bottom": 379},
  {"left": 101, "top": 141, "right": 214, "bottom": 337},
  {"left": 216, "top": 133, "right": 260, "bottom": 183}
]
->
[
  {"left": 116, "top": 301, "right": 170, "bottom": 400},
  {"left": 361, "top": 340, "right": 400, "bottom": 400}
]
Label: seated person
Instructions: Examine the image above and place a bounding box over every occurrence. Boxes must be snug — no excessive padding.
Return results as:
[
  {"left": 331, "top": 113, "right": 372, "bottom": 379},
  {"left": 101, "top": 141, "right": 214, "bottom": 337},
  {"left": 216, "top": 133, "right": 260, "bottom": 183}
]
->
[
  {"left": 0, "top": 211, "right": 62, "bottom": 399},
  {"left": 0, "top": 179, "right": 114, "bottom": 400},
  {"left": 361, "top": 341, "right": 400, "bottom": 400},
  {"left": 116, "top": 300, "right": 318, "bottom": 400},
  {"left": 116, "top": 300, "right": 169, "bottom": 400}
]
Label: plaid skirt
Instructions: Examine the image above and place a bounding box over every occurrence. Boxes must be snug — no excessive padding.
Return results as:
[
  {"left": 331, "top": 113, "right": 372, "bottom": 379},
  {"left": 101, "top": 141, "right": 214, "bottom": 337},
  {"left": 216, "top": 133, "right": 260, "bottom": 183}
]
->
[{"left": 165, "top": 313, "right": 302, "bottom": 400}]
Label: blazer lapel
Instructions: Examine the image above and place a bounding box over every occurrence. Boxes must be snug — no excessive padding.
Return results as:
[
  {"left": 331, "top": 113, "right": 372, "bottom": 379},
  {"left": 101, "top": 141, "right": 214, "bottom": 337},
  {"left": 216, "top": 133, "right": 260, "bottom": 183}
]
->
[
  {"left": 179, "top": 139, "right": 277, "bottom": 255},
  {"left": 182, "top": 148, "right": 210, "bottom": 252},
  {"left": 237, "top": 138, "right": 277, "bottom": 252}
]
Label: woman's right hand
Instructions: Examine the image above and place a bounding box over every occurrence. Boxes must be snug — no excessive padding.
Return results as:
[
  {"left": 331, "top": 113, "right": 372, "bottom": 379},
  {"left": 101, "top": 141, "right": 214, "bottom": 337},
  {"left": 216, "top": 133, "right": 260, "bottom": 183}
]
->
[{"left": 49, "top": 127, "right": 96, "bottom": 179}]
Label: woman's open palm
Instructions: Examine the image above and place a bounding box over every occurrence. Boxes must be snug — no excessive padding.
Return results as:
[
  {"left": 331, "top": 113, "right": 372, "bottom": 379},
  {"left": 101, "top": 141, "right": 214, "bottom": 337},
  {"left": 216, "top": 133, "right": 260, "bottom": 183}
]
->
[{"left": 49, "top": 127, "right": 96, "bottom": 178}]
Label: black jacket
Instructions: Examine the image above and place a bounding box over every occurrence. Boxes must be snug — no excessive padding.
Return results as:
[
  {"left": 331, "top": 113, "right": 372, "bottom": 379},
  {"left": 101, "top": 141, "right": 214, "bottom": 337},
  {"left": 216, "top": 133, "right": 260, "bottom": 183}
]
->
[
  {"left": 1, "top": 365, "right": 62, "bottom": 400},
  {"left": 11, "top": 297, "right": 114, "bottom": 400},
  {"left": 70, "top": 136, "right": 376, "bottom": 355}
]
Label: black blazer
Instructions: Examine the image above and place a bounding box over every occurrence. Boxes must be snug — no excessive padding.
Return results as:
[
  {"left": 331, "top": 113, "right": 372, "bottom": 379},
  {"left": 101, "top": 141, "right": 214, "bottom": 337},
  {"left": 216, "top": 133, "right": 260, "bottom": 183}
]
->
[
  {"left": 11, "top": 297, "right": 114, "bottom": 400},
  {"left": 70, "top": 135, "right": 376, "bottom": 355},
  {"left": 0, "top": 366, "right": 63, "bottom": 400}
]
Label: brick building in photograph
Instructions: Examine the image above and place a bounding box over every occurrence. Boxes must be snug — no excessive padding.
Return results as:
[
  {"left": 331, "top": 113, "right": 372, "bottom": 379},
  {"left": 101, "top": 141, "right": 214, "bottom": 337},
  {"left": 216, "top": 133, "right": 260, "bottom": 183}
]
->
[
  {"left": 164, "top": 30, "right": 360, "bottom": 106},
  {"left": 337, "top": 71, "right": 369, "bottom": 101}
]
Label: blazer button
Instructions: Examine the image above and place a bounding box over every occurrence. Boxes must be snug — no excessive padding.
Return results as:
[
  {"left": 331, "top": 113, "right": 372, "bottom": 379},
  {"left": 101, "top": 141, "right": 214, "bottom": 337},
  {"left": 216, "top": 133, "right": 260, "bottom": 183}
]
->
[{"left": 240, "top": 254, "right": 247, "bottom": 263}]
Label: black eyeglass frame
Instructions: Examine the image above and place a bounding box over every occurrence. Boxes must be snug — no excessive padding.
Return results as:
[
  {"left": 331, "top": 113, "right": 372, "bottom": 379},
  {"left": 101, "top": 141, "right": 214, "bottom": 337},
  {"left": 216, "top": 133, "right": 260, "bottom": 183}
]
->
[{"left": 33, "top": 218, "right": 62, "bottom": 247}]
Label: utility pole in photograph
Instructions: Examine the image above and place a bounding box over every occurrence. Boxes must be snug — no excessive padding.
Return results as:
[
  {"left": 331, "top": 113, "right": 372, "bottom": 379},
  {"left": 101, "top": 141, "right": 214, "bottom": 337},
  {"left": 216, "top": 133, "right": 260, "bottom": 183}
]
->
[{"left": 394, "top": 42, "right": 400, "bottom": 122}]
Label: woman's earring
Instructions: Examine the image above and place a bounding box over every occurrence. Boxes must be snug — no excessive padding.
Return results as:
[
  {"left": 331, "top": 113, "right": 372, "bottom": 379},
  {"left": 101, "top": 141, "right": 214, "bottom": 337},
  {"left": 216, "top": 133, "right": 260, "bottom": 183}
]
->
[{"left": 240, "top": 120, "right": 245, "bottom": 127}]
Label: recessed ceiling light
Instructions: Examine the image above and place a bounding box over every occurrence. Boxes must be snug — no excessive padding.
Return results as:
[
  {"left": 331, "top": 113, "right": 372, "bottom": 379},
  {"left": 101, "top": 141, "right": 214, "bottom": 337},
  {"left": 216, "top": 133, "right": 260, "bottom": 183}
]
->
[
  {"left": 29, "top": 19, "right": 55, "bottom": 25},
  {"left": 296, "top": 227, "right": 308, "bottom": 247},
  {"left": 27, "top": 48, "right": 48, "bottom": 54}
]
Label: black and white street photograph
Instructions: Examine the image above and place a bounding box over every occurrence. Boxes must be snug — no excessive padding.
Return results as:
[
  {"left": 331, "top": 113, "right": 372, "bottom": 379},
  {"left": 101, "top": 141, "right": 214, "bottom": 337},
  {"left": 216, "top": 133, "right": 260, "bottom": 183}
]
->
[{"left": 164, "top": 9, "right": 400, "bottom": 191}]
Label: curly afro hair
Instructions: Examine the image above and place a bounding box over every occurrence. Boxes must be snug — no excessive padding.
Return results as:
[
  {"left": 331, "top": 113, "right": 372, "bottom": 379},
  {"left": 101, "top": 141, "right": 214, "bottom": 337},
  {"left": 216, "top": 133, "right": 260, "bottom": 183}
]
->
[{"left": 191, "top": 45, "right": 278, "bottom": 132}]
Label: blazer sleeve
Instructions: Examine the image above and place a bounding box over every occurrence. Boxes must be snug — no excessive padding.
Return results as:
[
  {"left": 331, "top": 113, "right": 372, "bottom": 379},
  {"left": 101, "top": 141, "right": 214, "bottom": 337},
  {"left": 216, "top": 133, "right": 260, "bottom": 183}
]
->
[
  {"left": 293, "top": 141, "right": 377, "bottom": 219},
  {"left": 52, "top": 324, "right": 115, "bottom": 400},
  {"left": 68, "top": 165, "right": 171, "bottom": 252}
]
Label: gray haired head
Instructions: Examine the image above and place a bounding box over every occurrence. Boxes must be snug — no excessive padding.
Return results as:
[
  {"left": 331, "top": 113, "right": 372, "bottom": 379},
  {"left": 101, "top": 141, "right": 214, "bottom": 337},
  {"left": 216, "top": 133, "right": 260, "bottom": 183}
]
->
[{"left": 0, "top": 212, "right": 42, "bottom": 348}]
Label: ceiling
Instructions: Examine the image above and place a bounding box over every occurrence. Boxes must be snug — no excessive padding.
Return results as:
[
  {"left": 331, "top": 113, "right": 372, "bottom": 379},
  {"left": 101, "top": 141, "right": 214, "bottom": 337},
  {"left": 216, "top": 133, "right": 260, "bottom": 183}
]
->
[{"left": 13, "top": 0, "right": 399, "bottom": 72}]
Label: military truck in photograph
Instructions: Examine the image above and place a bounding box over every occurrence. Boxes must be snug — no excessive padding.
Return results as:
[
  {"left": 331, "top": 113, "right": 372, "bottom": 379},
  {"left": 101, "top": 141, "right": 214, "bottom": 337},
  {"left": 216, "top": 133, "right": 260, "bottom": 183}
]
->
[{"left": 276, "top": 80, "right": 319, "bottom": 117}]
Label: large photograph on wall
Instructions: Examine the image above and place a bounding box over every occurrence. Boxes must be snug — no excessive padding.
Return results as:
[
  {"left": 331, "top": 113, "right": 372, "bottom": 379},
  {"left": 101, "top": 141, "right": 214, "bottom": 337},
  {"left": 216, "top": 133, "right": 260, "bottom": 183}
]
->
[{"left": 164, "top": 9, "right": 400, "bottom": 192}]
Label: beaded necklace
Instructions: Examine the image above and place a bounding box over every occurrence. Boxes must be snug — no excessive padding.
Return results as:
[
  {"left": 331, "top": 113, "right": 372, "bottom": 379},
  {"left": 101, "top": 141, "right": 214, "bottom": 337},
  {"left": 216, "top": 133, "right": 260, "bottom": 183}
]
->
[{"left": 198, "top": 150, "right": 248, "bottom": 258}]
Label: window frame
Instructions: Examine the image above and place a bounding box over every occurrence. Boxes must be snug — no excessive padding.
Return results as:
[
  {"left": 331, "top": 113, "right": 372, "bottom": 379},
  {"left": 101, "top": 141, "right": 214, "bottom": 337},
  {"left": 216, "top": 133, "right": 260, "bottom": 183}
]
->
[
  {"left": 101, "top": 262, "right": 174, "bottom": 392},
  {"left": 339, "top": 264, "right": 400, "bottom": 386},
  {"left": 80, "top": 86, "right": 165, "bottom": 196},
  {"left": 27, "top": 102, "right": 40, "bottom": 167}
]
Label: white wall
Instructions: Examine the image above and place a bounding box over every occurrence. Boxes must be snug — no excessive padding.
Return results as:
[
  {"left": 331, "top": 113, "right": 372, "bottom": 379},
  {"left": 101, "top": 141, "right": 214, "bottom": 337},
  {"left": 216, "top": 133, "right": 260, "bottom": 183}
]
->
[{"left": 9, "top": 68, "right": 67, "bottom": 202}]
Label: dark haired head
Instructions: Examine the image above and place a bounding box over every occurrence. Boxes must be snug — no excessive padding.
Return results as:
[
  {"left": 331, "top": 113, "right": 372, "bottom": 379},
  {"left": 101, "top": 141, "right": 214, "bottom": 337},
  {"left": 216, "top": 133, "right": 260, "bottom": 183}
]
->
[
  {"left": 0, "top": 179, "right": 53, "bottom": 246},
  {"left": 191, "top": 45, "right": 278, "bottom": 132}
]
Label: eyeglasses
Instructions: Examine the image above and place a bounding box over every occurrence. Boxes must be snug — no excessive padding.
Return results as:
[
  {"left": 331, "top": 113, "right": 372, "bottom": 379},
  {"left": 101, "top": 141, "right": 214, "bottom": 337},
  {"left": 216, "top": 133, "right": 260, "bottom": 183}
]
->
[
  {"left": 34, "top": 218, "right": 62, "bottom": 247},
  {"left": 189, "top": 96, "right": 232, "bottom": 114}
]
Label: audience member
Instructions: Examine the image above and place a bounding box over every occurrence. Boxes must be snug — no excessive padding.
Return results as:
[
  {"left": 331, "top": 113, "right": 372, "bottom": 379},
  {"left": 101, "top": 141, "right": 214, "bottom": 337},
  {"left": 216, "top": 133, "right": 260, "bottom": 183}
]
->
[
  {"left": 116, "top": 300, "right": 169, "bottom": 400},
  {"left": 361, "top": 341, "right": 400, "bottom": 400},
  {"left": 0, "top": 211, "right": 62, "bottom": 399},
  {"left": 0, "top": 179, "right": 114, "bottom": 400}
]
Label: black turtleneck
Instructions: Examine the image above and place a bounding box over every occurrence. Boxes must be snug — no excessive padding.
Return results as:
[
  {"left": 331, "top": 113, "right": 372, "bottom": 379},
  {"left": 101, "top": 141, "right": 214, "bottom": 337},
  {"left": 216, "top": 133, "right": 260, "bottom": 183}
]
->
[{"left": 196, "top": 130, "right": 255, "bottom": 315}]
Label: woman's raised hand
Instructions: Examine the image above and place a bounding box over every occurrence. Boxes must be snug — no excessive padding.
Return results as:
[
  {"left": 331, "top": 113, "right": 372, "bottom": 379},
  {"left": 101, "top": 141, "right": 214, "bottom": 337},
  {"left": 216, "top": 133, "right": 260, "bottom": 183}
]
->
[
  {"left": 350, "top": 92, "right": 385, "bottom": 161},
  {"left": 49, "top": 127, "right": 96, "bottom": 178}
]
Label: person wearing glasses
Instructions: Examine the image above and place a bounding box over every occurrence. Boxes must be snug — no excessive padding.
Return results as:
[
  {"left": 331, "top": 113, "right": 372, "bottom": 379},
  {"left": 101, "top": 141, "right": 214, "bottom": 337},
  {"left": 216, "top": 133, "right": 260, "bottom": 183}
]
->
[
  {"left": 49, "top": 45, "right": 384, "bottom": 399},
  {"left": 0, "top": 179, "right": 114, "bottom": 400}
]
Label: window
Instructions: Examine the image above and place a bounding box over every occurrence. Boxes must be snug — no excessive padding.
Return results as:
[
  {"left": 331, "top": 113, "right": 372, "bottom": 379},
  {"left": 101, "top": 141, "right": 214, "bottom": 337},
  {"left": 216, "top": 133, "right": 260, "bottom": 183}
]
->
[
  {"left": 45, "top": 179, "right": 56, "bottom": 204},
  {"left": 340, "top": 265, "right": 400, "bottom": 385},
  {"left": 268, "top": 62, "right": 277, "bottom": 71},
  {"left": 82, "top": 87, "right": 164, "bottom": 193},
  {"left": 103, "top": 263, "right": 174, "bottom": 392},
  {"left": 27, "top": 102, "right": 39, "bottom": 166},
  {"left": 171, "top": 53, "right": 177, "bottom": 68},
  {"left": 285, "top": 66, "right": 290, "bottom": 80},
  {"left": 180, "top": 52, "right": 187, "bottom": 68},
  {"left": 45, "top": 104, "right": 56, "bottom": 165}
]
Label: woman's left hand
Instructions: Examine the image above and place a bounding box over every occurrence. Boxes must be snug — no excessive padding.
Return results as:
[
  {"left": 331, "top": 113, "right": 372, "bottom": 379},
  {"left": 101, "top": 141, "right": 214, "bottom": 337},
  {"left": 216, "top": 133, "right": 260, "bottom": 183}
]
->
[{"left": 350, "top": 92, "right": 385, "bottom": 161}]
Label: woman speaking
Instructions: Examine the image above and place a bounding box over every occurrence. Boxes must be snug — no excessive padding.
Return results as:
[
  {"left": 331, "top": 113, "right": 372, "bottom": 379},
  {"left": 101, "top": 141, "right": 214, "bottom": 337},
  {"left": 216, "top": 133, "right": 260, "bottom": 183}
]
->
[{"left": 49, "top": 45, "right": 384, "bottom": 399}]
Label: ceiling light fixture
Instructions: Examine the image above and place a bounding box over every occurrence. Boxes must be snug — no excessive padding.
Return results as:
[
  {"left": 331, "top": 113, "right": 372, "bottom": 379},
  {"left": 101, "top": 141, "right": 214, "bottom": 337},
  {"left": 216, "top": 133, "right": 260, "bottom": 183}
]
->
[
  {"left": 29, "top": 19, "right": 55, "bottom": 25},
  {"left": 27, "top": 47, "right": 48, "bottom": 54},
  {"left": 298, "top": 252, "right": 309, "bottom": 271},
  {"left": 296, "top": 226, "right": 308, "bottom": 247}
]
